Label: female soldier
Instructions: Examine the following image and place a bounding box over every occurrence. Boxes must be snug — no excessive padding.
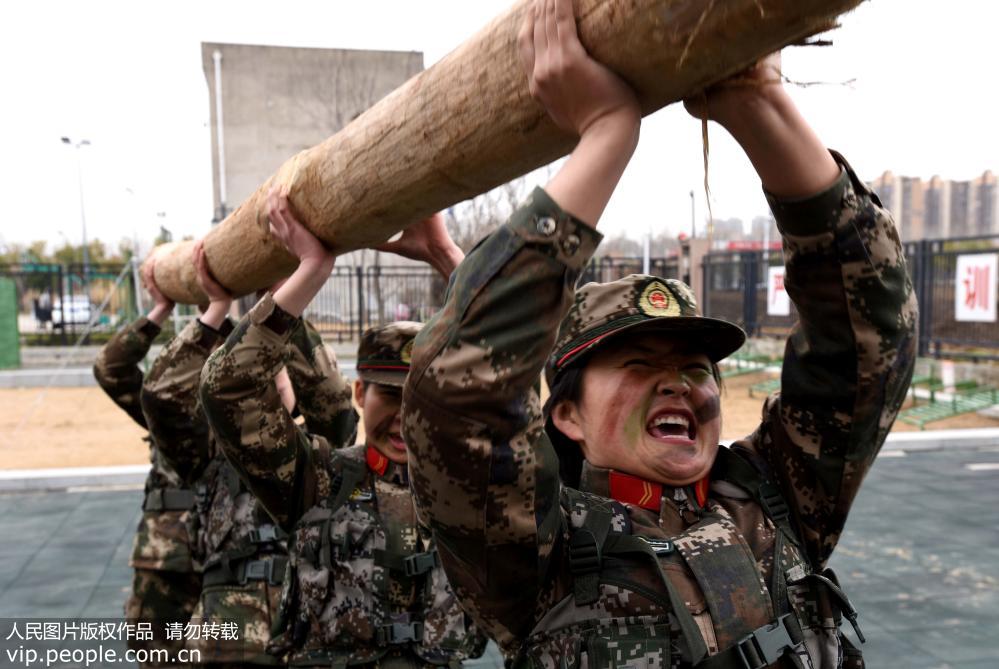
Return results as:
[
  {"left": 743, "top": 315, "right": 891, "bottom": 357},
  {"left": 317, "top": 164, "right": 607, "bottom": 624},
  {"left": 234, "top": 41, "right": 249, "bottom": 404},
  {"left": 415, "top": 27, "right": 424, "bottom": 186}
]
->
[
  {"left": 94, "top": 261, "right": 201, "bottom": 668},
  {"left": 199, "top": 210, "right": 489, "bottom": 667},
  {"left": 401, "top": 0, "right": 917, "bottom": 667},
  {"left": 142, "top": 241, "right": 358, "bottom": 668}
]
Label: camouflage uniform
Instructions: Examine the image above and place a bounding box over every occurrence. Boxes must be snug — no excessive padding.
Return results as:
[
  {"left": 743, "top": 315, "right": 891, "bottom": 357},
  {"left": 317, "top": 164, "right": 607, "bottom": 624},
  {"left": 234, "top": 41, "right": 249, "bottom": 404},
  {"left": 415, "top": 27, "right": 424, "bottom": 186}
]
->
[
  {"left": 94, "top": 317, "right": 203, "bottom": 667},
  {"left": 200, "top": 310, "right": 489, "bottom": 667},
  {"left": 188, "top": 319, "right": 358, "bottom": 667},
  {"left": 402, "top": 153, "right": 918, "bottom": 669}
]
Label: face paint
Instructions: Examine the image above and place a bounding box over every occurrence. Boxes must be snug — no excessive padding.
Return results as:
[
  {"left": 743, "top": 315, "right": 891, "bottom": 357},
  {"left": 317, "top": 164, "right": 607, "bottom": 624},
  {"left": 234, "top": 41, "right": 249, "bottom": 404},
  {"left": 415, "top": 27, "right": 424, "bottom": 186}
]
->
[{"left": 694, "top": 394, "right": 721, "bottom": 426}]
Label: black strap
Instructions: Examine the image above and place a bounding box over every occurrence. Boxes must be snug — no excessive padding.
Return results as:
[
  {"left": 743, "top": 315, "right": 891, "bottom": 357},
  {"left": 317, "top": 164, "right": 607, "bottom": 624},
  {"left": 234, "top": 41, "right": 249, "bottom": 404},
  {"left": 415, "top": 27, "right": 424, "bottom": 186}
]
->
[
  {"left": 202, "top": 555, "right": 288, "bottom": 587},
  {"left": 791, "top": 568, "right": 866, "bottom": 643},
  {"left": 713, "top": 448, "right": 801, "bottom": 553},
  {"left": 698, "top": 613, "right": 804, "bottom": 669},
  {"left": 568, "top": 508, "right": 611, "bottom": 606},
  {"left": 318, "top": 459, "right": 366, "bottom": 569},
  {"left": 143, "top": 487, "right": 195, "bottom": 511}
]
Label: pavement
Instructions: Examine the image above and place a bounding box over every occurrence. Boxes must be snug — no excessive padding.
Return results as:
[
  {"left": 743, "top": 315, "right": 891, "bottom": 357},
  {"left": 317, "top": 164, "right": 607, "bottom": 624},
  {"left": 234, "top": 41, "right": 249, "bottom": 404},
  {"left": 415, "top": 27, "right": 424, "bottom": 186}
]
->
[{"left": 0, "top": 447, "right": 997, "bottom": 667}]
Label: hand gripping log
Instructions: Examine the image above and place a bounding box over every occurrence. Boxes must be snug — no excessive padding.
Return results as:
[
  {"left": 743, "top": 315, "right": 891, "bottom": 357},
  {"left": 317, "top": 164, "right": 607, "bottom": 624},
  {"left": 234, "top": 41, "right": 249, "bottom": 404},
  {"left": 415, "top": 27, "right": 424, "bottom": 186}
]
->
[{"left": 149, "top": 0, "right": 862, "bottom": 304}]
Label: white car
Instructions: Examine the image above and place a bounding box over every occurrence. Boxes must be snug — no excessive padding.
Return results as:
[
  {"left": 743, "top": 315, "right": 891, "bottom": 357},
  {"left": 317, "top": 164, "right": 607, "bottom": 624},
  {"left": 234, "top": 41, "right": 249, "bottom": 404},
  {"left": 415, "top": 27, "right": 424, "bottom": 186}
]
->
[{"left": 51, "top": 295, "right": 93, "bottom": 328}]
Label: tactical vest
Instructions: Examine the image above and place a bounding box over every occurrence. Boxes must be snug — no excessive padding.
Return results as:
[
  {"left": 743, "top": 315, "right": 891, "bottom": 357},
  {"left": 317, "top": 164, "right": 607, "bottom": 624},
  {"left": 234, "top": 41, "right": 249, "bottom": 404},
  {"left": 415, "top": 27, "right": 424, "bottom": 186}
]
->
[
  {"left": 517, "top": 448, "right": 865, "bottom": 669},
  {"left": 193, "top": 455, "right": 289, "bottom": 588},
  {"left": 269, "top": 445, "right": 487, "bottom": 668}
]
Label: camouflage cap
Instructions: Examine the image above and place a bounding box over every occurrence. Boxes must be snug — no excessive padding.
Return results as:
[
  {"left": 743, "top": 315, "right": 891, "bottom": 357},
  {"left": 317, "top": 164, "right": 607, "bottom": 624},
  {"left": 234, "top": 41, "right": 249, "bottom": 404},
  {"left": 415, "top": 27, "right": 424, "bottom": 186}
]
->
[
  {"left": 545, "top": 275, "right": 746, "bottom": 385},
  {"left": 356, "top": 321, "right": 423, "bottom": 387}
]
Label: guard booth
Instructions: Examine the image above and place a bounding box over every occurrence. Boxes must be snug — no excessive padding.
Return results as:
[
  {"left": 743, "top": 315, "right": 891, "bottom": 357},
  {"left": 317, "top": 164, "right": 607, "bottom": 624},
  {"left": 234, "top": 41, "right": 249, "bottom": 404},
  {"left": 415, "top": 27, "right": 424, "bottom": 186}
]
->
[{"left": 0, "top": 277, "right": 20, "bottom": 369}]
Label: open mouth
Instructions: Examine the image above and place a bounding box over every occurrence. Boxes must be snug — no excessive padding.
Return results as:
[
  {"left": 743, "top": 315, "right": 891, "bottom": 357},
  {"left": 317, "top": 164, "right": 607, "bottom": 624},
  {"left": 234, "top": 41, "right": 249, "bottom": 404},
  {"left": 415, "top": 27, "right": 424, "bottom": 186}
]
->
[
  {"left": 387, "top": 432, "right": 407, "bottom": 452},
  {"left": 646, "top": 408, "right": 697, "bottom": 443}
]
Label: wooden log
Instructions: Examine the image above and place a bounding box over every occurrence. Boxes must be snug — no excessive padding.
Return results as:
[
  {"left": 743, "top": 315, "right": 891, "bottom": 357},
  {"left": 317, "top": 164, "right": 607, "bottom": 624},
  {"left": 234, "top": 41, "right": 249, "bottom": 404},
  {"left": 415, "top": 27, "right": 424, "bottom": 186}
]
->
[{"left": 151, "top": 0, "right": 862, "bottom": 304}]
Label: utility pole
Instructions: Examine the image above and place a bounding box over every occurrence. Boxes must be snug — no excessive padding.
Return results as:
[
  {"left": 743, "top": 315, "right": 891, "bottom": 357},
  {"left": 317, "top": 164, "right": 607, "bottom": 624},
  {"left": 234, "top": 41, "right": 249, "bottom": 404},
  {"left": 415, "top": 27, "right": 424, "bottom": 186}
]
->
[{"left": 61, "top": 136, "right": 91, "bottom": 292}]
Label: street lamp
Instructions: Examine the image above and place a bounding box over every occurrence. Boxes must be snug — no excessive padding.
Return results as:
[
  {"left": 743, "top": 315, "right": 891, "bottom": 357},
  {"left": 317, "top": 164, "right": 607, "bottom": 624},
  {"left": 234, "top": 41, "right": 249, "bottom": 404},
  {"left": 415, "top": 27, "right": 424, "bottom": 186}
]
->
[{"left": 61, "top": 136, "right": 91, "bottom": 288}]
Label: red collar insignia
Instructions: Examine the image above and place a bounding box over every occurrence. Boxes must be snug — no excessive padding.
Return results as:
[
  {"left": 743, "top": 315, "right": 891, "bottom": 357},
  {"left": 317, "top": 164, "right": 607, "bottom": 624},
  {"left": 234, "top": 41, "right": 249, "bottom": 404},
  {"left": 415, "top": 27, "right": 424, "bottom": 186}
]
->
[
  {"left": 607, "top": 471, "right": 710, "bottom": 511},
  {"left": 608, "top": 471, "right": 662, "bottom": 511},
  {"left": 365, "top": 445, "right": 389, "bottom": 476}
]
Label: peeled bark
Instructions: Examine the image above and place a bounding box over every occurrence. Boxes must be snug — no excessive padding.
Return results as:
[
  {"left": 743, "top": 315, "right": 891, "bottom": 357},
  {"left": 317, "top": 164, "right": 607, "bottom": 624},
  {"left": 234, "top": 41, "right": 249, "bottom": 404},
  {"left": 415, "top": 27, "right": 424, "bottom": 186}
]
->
[{"left": 151, "top": 0, "right": 861, "bottom": 304}]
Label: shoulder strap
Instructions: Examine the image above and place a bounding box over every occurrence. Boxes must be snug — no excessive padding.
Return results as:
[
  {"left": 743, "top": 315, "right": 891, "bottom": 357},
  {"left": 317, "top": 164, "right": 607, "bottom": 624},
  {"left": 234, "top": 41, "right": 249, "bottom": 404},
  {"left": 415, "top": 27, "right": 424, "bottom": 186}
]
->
[
  {"left": 563, "top": 488, "right": 709, "bottom": 666},
  {"left": 713, "top": 447, "right": 802, "bottom": 553},
  {"left": 318, "top": 457, "right": 367, "bottom": 569},
  {"left": 568, "top": 506, "right": 612, "bottom": 606}
]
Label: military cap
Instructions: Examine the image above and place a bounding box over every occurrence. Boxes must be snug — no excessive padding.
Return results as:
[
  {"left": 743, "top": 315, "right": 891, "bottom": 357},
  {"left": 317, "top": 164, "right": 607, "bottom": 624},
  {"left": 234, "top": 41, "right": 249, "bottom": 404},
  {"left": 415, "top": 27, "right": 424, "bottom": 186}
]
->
[
  {"left": 356, "top": 321, "right": 423, "bottom": 387},
  {"left": 545, "top": 275, "right": 746, "bottom": 385}
]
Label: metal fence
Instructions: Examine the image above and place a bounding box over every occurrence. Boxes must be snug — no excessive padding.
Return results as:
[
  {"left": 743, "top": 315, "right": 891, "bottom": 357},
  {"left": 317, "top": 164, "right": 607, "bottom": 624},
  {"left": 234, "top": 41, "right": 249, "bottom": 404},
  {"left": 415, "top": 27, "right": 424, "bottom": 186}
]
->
[
  {"left": 0, "top": 262, "right": 140, "bottom": 344},
  {"left": 1, "top": 256, "right": 685, "bottom": 346},
  {"left": 702, "top": 235, "right": 999, "bottom": 360},
  {"left": 579, "top": 256, "right": 680, "bottom": 285}
]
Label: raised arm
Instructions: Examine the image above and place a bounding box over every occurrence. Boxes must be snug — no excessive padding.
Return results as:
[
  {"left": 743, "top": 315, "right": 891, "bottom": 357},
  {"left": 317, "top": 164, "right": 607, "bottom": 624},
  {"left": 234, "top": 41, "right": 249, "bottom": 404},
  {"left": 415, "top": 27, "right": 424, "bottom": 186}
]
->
[
  {"left": 199, "top": 201, "right": 337, "bottom": 531},
  {"left": 93, "top": 259, "right": 174, "bottom": 428},
  {"left": 285, "top": 318, "right": 358, "bottom": 449},
  {"left": 140, "top": 242, "right": 234, "bottom": 485},
  {"left": 402, "top": 0, "right": 637, "bottom": 647},
  {"left": 704, "top": 55, "right": 919, "bottom": 568}
]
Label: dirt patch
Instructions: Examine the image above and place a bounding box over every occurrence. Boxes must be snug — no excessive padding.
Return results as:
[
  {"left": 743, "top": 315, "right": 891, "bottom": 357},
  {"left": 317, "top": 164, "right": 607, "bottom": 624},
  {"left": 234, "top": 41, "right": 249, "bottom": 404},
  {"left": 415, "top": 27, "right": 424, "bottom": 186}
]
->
[{"left": 1, "top": 377, "right": 997, "bottom": 470}]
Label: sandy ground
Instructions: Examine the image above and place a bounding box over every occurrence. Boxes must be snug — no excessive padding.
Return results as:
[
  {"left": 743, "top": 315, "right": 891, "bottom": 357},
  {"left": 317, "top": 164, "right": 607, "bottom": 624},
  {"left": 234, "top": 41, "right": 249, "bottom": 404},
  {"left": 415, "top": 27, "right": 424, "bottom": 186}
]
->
[{"left": 2, "top": 372, "right": 998, "bottom": 470}]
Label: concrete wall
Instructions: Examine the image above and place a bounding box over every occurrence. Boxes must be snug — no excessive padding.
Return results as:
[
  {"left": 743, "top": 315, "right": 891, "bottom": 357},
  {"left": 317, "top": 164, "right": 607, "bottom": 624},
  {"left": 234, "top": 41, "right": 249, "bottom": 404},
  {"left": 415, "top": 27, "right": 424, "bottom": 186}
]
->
[{"left": 202, "top": 43, "right": 424, "bottom": 222}]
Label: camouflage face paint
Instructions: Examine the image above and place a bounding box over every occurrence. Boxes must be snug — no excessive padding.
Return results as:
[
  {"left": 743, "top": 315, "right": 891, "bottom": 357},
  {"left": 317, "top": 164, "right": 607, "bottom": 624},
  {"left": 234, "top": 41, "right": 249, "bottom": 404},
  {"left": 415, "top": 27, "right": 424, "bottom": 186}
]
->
[{"left": 694, "top": 393, "right": 721, "bottom": 426}]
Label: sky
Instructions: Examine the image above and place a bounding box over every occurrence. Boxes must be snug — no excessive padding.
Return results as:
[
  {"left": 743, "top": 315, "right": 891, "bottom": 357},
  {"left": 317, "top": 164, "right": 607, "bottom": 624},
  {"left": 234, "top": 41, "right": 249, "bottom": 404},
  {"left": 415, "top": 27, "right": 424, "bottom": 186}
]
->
[{"left": 1, "top": 0, "right": 997, "bottom": 255}]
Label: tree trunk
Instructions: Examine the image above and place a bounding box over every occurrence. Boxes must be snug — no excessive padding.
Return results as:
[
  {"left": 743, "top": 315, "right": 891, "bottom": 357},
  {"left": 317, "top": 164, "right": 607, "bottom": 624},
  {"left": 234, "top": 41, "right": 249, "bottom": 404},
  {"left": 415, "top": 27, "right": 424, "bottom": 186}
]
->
[{"left": 151, "top": 0, "right": 860, "bottom": 304}]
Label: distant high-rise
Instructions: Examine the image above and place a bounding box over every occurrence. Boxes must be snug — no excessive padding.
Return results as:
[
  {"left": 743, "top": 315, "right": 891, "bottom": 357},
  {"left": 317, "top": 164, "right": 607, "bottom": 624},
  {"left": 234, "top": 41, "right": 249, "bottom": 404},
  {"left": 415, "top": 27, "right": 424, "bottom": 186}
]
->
[{"left": 869, "top": 170, "right": 997, "bottom": 240}]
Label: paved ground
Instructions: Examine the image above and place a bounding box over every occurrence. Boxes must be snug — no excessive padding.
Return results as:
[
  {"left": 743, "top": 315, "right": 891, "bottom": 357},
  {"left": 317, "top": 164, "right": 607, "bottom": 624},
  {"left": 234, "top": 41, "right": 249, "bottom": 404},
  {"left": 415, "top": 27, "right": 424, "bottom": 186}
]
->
[{"left": 0, "top": 447, "right": 997, "bottom": 667}]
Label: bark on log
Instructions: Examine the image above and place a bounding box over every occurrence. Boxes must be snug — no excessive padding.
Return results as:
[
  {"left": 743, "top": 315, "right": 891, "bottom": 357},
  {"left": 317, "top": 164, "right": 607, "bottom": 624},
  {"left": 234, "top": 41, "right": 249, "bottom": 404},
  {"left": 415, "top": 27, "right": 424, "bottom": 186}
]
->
[{"left": 151, "top": 0, "right": 862, "bottom": 304}]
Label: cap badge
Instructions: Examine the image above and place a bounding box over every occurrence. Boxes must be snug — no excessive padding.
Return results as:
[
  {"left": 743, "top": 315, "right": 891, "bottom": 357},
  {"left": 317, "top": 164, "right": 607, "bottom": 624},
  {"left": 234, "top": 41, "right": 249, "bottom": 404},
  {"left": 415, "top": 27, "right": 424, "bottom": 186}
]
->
[
  {"left": 400, "top": 339, "right": 414, "bottom": 365},
  {"left": 638, "top": 281, "right": 680, "bottom": 317}
]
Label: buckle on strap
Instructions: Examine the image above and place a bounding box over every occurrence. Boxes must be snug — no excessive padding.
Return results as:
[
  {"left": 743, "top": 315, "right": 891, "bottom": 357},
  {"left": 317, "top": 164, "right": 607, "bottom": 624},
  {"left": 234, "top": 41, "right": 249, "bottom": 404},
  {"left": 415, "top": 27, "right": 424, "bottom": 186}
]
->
[
  {"left": 403, "top": 550, "right": 439, "bottom": 577},
  {"left": 249, "top": 524, "right": 286, "bottom": 544},
  {"left": 375, "top": 614, "right": 424, "bottom": 645},
  {"left": 239, "top": 557, "right": 286, "bottom": 586},
  {"left": 733, "top": 614, "right": 802, "bottom": 669}
]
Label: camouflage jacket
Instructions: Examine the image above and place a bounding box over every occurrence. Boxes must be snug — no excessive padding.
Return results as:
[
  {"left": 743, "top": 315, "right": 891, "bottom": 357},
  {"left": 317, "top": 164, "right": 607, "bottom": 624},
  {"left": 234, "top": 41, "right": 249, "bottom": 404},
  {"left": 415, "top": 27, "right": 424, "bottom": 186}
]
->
[
  {"left": 196, "top": 318, "right": 357, "bottom": 570},
  {"left": 403, "top": 156, "right": 918, "bottom": 667},
  {"left": 95, "top": 317, "right": 192, "bottom": 572},
  {"left": 141, "top": 318, "right": 233, "bottom": 488},
  {"left": 93, "top": 316, "right": 158, "bottom": 434},
  {"left": 200, "top": 296, "right": 487, "bottom": 666}
]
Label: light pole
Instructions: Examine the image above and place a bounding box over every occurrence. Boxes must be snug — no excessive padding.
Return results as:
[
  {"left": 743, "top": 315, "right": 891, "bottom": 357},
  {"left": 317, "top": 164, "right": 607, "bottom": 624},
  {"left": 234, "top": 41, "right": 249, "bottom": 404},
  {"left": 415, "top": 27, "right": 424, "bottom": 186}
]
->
[
  {"left": 689, "top": 189, "right": 696, "bottom": 239},
  {"left": 61, "top": 136, "right": 91, "bottom": 289}
]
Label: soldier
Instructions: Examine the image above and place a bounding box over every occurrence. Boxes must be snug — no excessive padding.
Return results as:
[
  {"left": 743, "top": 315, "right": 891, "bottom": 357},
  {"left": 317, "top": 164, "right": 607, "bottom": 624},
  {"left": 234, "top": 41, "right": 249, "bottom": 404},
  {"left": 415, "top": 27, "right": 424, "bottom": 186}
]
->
[
  {"left": 401, "top": 1, "right": 918, "bottom": 668},
  {"left": 199, "top": 206, "right": 489, "bottom": 667},
  {"left": 181, "top": 243, "right": 358, "bottom": 667},
  {"left": 94, "top": 259, "right": 201, "bottom": 667}
]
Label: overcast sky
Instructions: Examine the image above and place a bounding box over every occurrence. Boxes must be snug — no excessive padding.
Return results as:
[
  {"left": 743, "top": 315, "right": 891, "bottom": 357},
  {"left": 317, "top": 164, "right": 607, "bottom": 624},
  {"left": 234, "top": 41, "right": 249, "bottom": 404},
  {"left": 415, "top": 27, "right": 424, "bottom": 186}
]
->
[{"left": 1, "top": 0, "right": 996, "bottom": 255}]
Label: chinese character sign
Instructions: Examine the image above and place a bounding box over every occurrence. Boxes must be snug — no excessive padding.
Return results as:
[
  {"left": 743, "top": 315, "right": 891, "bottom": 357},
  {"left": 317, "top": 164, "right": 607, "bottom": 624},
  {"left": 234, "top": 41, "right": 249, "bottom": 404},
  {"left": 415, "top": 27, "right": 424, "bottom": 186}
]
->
[
  {"left": 767, "top": 266, "right": 790, "bottom": 316},
  {"left": 955, "top": 253, "right": 998, "bottom": 323}
]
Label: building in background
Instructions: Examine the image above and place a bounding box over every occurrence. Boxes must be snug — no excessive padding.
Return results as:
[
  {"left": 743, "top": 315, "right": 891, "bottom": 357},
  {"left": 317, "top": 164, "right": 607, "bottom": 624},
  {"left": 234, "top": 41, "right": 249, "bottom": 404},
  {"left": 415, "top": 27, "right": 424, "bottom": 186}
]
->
[
  {"left": 870, "top": 170, "right": 998, "bottom": 241},
  {"left": 202, "top": 42, "right": 424, "bottom": 223}
]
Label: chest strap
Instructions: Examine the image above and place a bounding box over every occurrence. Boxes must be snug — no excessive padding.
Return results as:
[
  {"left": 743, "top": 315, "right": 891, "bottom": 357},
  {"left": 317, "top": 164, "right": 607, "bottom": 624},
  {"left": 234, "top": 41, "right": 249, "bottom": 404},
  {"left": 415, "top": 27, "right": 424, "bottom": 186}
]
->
[
  {"left": 570, "top": 508, "right": 709, "bottom": 665},
  {"left": 143, "top": 487, "right": 195, "bottom": 512},
  {"left": 202, "top": 555, "right": 288, "bottom": 588}
]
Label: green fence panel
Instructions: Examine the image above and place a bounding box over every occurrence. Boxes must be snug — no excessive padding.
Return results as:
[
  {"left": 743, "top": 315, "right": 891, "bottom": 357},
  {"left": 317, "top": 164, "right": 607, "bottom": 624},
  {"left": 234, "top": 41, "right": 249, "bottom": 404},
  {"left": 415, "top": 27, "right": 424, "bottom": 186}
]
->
[{"left": 0, "top": 277, "right": 20, "bottom": 369}]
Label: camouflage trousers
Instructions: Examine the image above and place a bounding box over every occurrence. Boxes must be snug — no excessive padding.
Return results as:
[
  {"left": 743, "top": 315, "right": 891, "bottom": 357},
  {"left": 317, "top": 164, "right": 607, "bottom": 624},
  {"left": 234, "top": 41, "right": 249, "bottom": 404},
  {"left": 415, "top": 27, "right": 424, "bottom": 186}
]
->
[
  {"left": 124, "top": 568, "right": 202, "bottom": 668},
  {"left": 186, "top": 578, "right": 285, "bottom": 667}
]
